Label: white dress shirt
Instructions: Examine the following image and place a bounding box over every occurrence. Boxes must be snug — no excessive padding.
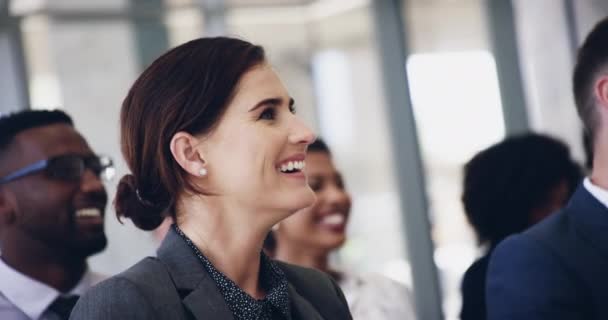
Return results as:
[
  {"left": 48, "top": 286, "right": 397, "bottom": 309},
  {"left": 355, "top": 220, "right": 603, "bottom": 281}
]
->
[
  {"left": 0, "top": 258, "right": 105, "bottom": 320},
  {"left": 339, "top": 272, "right": 418, "bottom": 320},
  {"left": 583, "top": 177, "right": 608, "bottom": 209}
]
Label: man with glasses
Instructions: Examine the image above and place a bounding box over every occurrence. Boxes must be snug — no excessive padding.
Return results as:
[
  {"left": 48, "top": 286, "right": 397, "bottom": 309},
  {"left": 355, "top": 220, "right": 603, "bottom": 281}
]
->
[{"left": 0, "top": 110, "right": 114, "bottom": 320}]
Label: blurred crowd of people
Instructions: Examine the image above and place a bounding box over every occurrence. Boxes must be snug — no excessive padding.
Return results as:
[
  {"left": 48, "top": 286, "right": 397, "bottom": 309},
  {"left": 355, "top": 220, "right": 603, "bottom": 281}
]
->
[{"left": 1, "top": 13, "right": 608, "bottom": 320}]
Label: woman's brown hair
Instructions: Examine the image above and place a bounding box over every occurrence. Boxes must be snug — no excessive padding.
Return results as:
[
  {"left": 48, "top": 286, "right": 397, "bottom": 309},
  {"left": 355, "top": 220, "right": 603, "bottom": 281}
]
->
[{"left": 114, "top": 37, "right": 266, "bottom": 230}]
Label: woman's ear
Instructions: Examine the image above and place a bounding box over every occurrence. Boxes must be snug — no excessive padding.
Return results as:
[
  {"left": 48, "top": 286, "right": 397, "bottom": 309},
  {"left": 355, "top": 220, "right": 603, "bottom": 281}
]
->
[
  {"left": 596, "top": 75, "right": 608, "bottom": 110},
  {"left": 170, "top": 132, "right": 208, "bottom": 178}
]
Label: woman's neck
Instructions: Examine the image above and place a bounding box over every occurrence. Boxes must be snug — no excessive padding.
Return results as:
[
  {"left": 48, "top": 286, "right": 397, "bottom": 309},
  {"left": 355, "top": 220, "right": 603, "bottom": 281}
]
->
[{"left": 177, "top": 197, "right": 274, "bottom": 299}]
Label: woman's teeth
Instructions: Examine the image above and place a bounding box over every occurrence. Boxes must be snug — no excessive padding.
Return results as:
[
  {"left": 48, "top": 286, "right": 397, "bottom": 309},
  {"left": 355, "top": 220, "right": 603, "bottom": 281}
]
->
[
  {"left": 280, "top": 161, "right": 305, "bottom": 173},
  {"left": 320, "top": 213, "right": 345, "bottom": 226},
  {"left": 76, "top": 208, "right": 101, "bottom": 218}
]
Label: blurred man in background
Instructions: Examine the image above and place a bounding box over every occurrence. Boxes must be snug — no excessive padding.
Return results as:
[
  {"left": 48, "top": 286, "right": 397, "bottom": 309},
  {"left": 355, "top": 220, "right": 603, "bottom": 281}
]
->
[
  {"left": 487, "top": 17, "right": 608, "bottom": 320},
  {"left": 0, "top": 110, "right": 114, "bottom": 320}
]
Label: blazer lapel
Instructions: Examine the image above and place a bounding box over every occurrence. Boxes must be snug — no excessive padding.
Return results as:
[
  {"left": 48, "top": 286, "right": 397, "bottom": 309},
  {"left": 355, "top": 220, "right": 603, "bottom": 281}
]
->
[
  {"left": 182, "top": 280, "right": 234, "bottom": 320},
  {"left": 157, "top": 228, "right": 234, "bottom": 320},
  {"left": 287, "top": 283, "right": 325, "bottom": 320}
]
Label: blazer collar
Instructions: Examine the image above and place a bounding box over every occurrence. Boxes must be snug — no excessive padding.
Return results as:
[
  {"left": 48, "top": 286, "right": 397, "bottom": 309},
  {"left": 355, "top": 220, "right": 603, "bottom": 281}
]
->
[
  {"left": 156, "top": 227, "right": 328, "bottom": 320},
  {"left": 157, "top": 227, "right": 234, "bottom": 320}
]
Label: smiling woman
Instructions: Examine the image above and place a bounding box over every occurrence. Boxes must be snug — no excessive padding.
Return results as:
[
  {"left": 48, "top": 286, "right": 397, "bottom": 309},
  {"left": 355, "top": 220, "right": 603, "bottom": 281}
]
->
[
  {"left": 69, "top": 37, "right": 352, "bottom": 320},
  {"left": 266, "top": 138, "right": 417, "bottom": 320}
]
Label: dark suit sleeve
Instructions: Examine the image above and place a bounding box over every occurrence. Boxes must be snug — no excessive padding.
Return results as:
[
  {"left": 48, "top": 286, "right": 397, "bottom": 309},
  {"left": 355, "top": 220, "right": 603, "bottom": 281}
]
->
[
  {"left": 69, "top": 277, "right": 157, "bottom": 320},
  {"left": 486, "top": 235, "right": 584, "bottom": 320}
]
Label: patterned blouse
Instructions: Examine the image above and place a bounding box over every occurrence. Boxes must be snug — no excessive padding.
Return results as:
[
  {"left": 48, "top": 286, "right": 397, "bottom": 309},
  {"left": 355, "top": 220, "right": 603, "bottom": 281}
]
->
[{"left": 174, "top": 225, "right": 291, "bottom": 320}]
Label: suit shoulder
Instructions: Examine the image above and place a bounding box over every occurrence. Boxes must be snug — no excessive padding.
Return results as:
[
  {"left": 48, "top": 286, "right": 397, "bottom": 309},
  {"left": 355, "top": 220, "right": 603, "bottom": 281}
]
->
[
  {"left": 78, "top": 257, "right": 165, "bottom": 303},
  {"left": 71, "top": 273, "right": 155, "bottom": 319},
  {"left": 486, "top": 221, "right": 587, "bottom": 319},
  {"left": 524, "top": 208, "right": 571, "bottom": 239},
  {"left": 461, "top": 254, "right": 490, "bottom": 295},
  {"left": 117, "top": 257, "right": 167, "bottom": 285},
  {"left": 488, "top": 229, "right": 581, "bottom": 296},
  {"left": 463, "top": 254, "right": 491, "bottom": 282},
  {"left": 71, "top": 257, "right": 175, "bottom": 319},
  {"left": 275, "top": 261, "right": 352, "bottom": 319},
  {"left": 491, "top": 232, "right": 557, "bottom": 268},
  {"left": 487, "top": 208, "right": 573, "bottom": 268}
]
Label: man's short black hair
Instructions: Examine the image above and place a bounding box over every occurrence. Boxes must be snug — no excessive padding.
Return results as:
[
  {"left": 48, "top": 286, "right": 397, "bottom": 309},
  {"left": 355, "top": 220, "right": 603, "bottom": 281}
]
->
[
  {"left": 462, "top": 133, "right": 583, "bottom": 247},
  {"left": 573, "top": 17, "right": 608, "bottom": 145},
  {"left": 0, "top": 109, "right": 73, "bottom": 152}
]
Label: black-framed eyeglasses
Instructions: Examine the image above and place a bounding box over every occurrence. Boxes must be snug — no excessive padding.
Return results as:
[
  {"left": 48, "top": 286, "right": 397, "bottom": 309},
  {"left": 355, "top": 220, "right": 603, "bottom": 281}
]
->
[{"left": 0, "top": 154, "right": 115, "bottom": 184}]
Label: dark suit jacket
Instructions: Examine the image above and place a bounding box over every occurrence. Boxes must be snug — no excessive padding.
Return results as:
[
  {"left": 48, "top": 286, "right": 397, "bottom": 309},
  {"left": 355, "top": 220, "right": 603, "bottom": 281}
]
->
[
  {"left": 486, "top": 185, "right": 608, "bottom": 320},
  {"left": 70, "top": 228, "right": 352, "bottom": 319},
  {"left": 460, "top": 253, "right": 491, "bottom": 320}
]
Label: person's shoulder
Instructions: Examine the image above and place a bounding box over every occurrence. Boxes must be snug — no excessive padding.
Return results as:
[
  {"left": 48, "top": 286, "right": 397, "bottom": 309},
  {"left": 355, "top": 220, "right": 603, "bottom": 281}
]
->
[
  {"left": 490, "top": 208, "right": 571, "bottom": 262},
  {"left": 83, "top": 256, "right": 166, "bottom": 297},
  {"left": 118, "top": 256, "right": 167, "bottom": 283},
  {"left": 463, "top": 254, "right": 491, "bottom": 279},
  {"left": 486, "top": 218, "right": 588, "bottom": 318},
  {"left": 487, "top": 229, "right": 580, "bottom": 298},
  {"left": 524, "top": 207, "right": 571, "bottom": 238},
  {"left": 341, "top": 272, "right": 417, "bottom": 319},
  {"left": 71, "top": 257, "right": 171, "bottom": 319},
  {"left": 350, "top": 272, "right": 414, "bottom": 305},
  {"left": 490, "top": 232, "right": 553, "bottom": 267},
  {"left": 274, "top": 260, "right": 352, "bottom": 319},
  {"left": 462, "top": 253, "right": 491, "bottom": 290},
  {"left": 71, "top": 273, "right": 154, "bottom": 319},
  {"left": 461, "top": 256, "right": 489, "bottom": 320},
  {"left": 348, "top": 272, "right": 408, "bottom": 293}
]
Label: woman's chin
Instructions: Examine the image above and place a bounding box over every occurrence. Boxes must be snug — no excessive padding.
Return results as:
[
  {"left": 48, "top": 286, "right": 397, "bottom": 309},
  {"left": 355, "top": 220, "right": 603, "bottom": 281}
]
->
[
  {"left": 297, "top": 187, "right": 317, "bottom": 209},
  {"left": 309, "top": 237, "right": 346, "bottom": 254},
  {"left": 282, "top": 187, "right": 317, "bottom": 212}
]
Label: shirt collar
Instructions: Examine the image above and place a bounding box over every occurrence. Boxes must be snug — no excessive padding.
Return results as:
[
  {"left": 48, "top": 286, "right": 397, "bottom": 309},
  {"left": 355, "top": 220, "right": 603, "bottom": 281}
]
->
[
  {"left": 583, "top": 177, "right": 608, "bottom": 209},
  {"left": 174, "top": 224, "right": 292, "bottom": 320},
  {"left": 0, "top": 257, "right": 102, "bottom": 320}
]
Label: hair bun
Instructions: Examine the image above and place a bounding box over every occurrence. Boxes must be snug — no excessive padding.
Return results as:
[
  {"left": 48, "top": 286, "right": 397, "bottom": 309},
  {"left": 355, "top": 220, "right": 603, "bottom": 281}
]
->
[{"left": 114, "top": 174, "right": 165, "bottom": 231}]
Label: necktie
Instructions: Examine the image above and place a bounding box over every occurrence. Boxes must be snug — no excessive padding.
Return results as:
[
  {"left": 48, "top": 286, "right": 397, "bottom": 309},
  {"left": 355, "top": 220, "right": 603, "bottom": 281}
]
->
[{"left": 48, "top": 295, "right": 80, "bottom": 320}]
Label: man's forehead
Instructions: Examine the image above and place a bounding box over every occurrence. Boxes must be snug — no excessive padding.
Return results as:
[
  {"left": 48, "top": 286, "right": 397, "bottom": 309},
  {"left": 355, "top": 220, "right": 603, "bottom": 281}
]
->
[{"left": 14, "top": 123, "right": 92, "bottom": 158}]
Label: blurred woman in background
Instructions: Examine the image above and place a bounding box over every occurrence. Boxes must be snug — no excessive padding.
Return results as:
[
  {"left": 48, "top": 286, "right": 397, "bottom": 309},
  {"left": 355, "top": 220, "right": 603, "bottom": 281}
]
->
[
  {"left": 266, "top": 139, "right": 417, "bottom": 320},
  {"left": 460, "top": 133, "right": 583, "bottom": 320}
]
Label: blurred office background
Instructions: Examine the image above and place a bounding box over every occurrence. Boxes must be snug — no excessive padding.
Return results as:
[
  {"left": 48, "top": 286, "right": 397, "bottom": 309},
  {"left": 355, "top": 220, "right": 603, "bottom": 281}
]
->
[{"left": 1, "top": 0, "right": 606, "bottom": 319}]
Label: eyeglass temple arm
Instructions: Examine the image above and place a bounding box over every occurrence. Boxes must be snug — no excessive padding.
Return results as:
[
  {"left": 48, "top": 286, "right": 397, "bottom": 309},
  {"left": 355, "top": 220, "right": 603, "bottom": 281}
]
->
[{"left": 0, "top": 160, "right": 48, "bottom": 184}]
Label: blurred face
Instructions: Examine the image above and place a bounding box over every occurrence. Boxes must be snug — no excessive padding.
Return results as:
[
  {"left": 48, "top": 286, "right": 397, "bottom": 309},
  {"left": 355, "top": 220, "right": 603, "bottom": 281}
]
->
[
  {"left": 201, "top": 64, "right": 316, "bottom": 219},
  {"left": 529, "top": 179, "right": 571, "bottom": 225},
  {"left": 276, "top": 151, "right": 352, "bottom": 253},
  {"left": 0, "top": 124, "right": 108, "bottom": 258}
]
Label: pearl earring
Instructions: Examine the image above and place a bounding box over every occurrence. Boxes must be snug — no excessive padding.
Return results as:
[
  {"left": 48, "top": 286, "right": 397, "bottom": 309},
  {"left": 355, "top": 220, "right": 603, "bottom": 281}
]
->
[{"left": 199, "top": 168, "right": 207, "bottom": 177}]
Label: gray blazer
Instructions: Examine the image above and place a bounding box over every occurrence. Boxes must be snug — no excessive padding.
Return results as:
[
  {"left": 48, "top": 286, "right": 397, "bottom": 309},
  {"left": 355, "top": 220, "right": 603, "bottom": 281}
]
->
[{"left": 70, "top": 228, "right": 352, "bottom": 320}]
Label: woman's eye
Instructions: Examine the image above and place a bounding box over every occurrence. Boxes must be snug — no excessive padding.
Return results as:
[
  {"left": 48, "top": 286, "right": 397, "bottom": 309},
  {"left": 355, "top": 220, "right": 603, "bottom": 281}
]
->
[
  {"left": 259, "top": 108, "right": 276, "bottom": 120},
  {"left": 336, "top": 176, "right": 345, "bottom": 190}
]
